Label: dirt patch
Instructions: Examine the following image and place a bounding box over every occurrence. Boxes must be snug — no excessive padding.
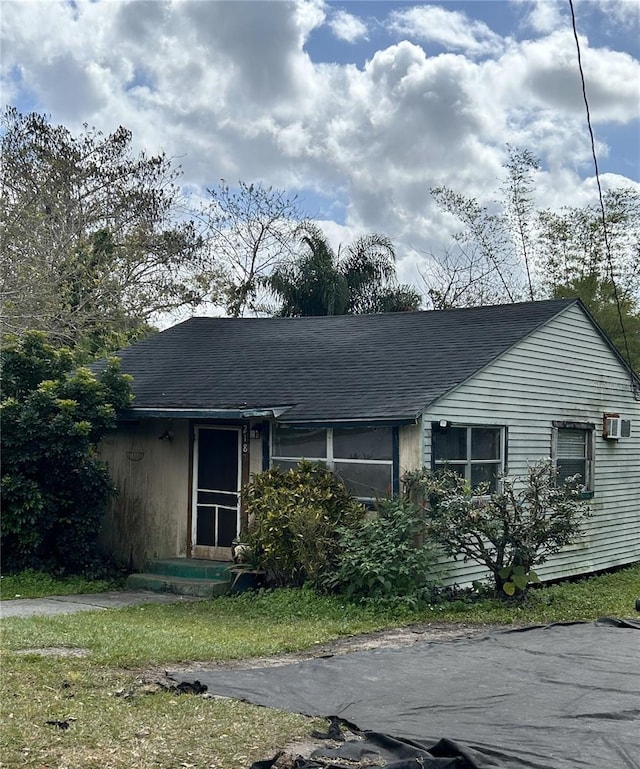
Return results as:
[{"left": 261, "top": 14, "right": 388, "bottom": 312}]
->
[
  {"left": 164, "top": 622, "right": 518, "bottom": 768},
  {"left": 174, "top": 621, "right": 510, "bottom": 673},
  {"left": 13, "top": 646, "right": 91, "bottom": 657},
  {"left": 278, "top": 726, "right": 367, "bottom": 769}
]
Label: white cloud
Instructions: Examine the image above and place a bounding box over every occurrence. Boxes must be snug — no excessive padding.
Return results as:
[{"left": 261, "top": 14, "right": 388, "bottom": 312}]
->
[
  {"left": 595, "top": 0, "right": 640, "bottom": 33},
  {"left": 329, "top": 9, "right": 368, "bottom": 43},
  {"left": 489, "top": 31, "right": 640, "bottom": 124},
  {"left": 388, "top": 5, "right": 505, "bottom": 57},
  {"left": 1, "top": 0, "right": 637, "bottom": 310},
  {"left": 517, "top": 0, "right": 567, "bottom": 34}
]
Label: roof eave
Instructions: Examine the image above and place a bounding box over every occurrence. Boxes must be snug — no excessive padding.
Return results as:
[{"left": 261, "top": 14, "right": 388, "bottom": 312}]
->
[
  {"left": 118, "top": 406, "right": 292, "bottom": 420},
  {"left": 277, "top": 415, "right": 420, "bottom": 427}
]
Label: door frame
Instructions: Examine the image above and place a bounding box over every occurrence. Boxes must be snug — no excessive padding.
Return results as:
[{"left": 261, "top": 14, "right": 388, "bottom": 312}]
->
[{"left": 191, "top": 425, "right": 242, "bottom": 560}]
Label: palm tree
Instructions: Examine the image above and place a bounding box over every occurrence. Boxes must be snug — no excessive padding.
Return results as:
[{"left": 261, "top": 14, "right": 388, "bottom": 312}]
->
[{"left": 266, "top": 223, "right": 421, "bottom": 316}]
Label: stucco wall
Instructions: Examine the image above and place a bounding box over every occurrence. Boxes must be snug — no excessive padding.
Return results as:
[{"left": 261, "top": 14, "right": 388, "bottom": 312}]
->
[
  {"left": 100, "top": 418, "right": 268, "bottom": 568},
  {"left": 399, "top": 420, "right": 423, "bottom": 477},
  {"left": 99, "top": 419, "right": 190, "bottom": 569}
]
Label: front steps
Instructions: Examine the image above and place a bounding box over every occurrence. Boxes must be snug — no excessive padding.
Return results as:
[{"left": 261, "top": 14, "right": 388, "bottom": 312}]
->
[{"left": 126, "top": 558, "right": 233, "bottom": 598}]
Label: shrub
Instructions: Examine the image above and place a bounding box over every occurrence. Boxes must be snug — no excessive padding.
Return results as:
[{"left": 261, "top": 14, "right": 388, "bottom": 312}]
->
[
  {"left": 244, "top": 460, "right": 364, "bottom": 588},
  {"left": 404, "top": 460, "right": 592, "bottom": 598},
  {"left": 1, "top": 332, "right": 132, "bottom": 575},
  {"left": 323, "top": 498, "right": 443, "bottom": 603}
]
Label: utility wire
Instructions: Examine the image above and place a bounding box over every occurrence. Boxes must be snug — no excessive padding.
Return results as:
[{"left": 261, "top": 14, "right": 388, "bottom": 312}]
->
[{"left": 568, "top": 0, "right": 637, "bottom": 391}]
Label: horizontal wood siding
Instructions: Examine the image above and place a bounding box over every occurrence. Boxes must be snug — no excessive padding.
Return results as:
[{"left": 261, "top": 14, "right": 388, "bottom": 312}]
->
[{"left": 421, "top": 304, "right": 640, "bottom": 586}]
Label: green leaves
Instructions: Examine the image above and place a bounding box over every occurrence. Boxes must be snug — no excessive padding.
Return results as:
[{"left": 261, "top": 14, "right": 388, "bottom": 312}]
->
[
  {"left": 1, "top": 108, "right": 204, "bottom": 353},
  {"left": 0, "top": 333, "right": 132, "bottom": 574},
  {"left": 325, "top": 498, "right": 443, "bottom": 603},
  {"left": 404, "top": 460, "right": 591, "bottom": 599},
  {"left": 266, "top": 222, "right": 421, "bottom": 317},
  {"left": 244, "top": 461, "right": 365, "bottom": 588},
  {"left": 499, "top": 565, "right": 539, "bottom": 596}
]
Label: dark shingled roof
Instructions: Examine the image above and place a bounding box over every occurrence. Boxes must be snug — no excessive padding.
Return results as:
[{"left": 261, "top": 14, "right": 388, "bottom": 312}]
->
[{"left": 112, "top": 298, "right": 578, "bottom": 423}]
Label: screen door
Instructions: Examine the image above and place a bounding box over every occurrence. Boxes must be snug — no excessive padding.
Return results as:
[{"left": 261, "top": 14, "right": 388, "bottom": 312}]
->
[{"left": 192, "top": 426, "right": 240, "bottom": 558}]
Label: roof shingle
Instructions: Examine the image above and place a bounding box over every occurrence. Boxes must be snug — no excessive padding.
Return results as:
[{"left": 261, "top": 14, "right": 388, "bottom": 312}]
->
[{"left": 111, "top": 298, "right": 577, "bottom": 422}]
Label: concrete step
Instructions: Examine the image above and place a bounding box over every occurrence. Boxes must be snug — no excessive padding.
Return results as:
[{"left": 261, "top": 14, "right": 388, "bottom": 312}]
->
[
  {"left": 126, "top": 572, "right": 231, "bottom": 598},
  {"left": 142, "top": 558, "right": 231, "bottom": 581}
]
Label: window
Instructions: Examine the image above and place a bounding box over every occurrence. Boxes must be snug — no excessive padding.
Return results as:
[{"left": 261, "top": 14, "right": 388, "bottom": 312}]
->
[
  {"left": 272, "top": 425, "right": 394, "bottom": 501},
  {"left": 432, "top": 424, "right": 504, "bottom": 492},
  {"left": 552, "top": 422, "right": 594, "bottom": 494},
  {"left": 272, "top": 428, "right": 326, "bottom": 462}
]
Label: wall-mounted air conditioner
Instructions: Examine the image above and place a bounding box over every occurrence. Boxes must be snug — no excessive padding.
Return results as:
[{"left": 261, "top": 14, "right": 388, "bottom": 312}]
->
[{"left": 603, "top": 413, "right": 621, "bottom": 440}]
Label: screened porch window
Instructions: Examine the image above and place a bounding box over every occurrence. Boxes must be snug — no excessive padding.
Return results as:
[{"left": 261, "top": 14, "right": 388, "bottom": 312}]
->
[
  {"left": 272, "top": 425, "right": 394, "bottom": 501},
  {"left": 432, "top": 424, "right": 504, "bottom": 493}
]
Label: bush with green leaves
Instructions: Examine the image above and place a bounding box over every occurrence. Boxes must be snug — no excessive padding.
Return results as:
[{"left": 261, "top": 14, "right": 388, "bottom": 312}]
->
[
  {"left": 1, "top": 332, "right": 132, "bottom": 575},
  {"left": 322, "top": 498, "right": 443, "bottom": 604},
  {"left": 403, "top": 460, "right": 592, "bottom": 597},
  {"left": 244, "top": 460, "right": 364, "bottom": 588}
]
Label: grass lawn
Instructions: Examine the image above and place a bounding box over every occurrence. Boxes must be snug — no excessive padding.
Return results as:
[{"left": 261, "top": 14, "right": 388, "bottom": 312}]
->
[
  {"left": 1, "top": 564, "right": 639, "bottom": 768},
  {"left": 0, "top": 570, "right": 125, "bottom": 600}
]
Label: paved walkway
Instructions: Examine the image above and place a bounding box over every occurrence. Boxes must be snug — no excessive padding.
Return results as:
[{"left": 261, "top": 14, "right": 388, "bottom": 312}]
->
[{"left": 0, "top": 591, "right": 199, "bottom": 619}]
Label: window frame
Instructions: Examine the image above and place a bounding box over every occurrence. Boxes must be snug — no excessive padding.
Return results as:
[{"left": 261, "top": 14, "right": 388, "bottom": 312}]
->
[
  {"left": 551, "top": 421, "right": 595, "bottom": 497},
  {"left": 431, "top": 423, "right": 506, "bottom": 493},
  {"left": 271, "top": 424, "right": 397, "bottom": 502}
]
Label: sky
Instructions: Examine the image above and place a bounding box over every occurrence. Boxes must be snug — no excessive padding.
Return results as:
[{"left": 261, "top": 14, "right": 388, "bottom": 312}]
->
[{"left": 2, "top": 0, "right": 639, "bottom": 308}]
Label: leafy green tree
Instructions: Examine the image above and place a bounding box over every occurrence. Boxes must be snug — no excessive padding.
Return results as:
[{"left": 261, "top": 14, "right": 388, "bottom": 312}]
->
[
  {"left": 536, "top": 188, "right": 639, "bottom": 300},
  {"left": 537, "top": 188, "right": 640, "bottom": 371},
  {"left": 267, "top": 222, "right": 421, "bottom": 316},
  {"left": 0, "top": 108, "right": 206, "bottom": 355},
  {"left": 553, "top": 277, "right": 640, "bottom": 372},
  {"left": 1, "top": 332, "right": 132, "bottom": 574}
]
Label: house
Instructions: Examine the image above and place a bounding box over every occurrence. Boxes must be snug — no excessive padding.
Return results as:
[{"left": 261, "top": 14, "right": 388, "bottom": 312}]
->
[{"left": 98, "top": 298, "right": 640, "bottom": 584}]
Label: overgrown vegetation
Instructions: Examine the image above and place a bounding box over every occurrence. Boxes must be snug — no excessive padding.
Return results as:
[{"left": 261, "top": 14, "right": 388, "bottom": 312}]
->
[
  {"left": 323, "top": 498, "right": 443, "bottom": 603},
  {"left": 0, "top": 570, "right": 125, "bottom": 600},
  {"left": 244, "top": 463, "right": 443, "bottom": 602},
  {"left": 244, "top": 459, "right": 590, "bottom": 603},
  {"left": 405, "top": 461, "right": 592, "bottom": 597},
  {"left": 0, "top": 332, "right": 132, "bottom": 575},
  {"left": 244, "top": 461, "right": 365, "bottom": 588}
]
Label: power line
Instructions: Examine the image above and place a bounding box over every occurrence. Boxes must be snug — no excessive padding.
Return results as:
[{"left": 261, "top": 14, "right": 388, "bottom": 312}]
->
[{"left": 568, "top": 0, "right": 637, "bottom": 391}]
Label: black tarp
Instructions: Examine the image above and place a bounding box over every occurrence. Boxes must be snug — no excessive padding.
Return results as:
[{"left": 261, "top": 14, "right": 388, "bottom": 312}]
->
[{"left": 172, "top": 619, "right": 640, "bottom": 769}]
